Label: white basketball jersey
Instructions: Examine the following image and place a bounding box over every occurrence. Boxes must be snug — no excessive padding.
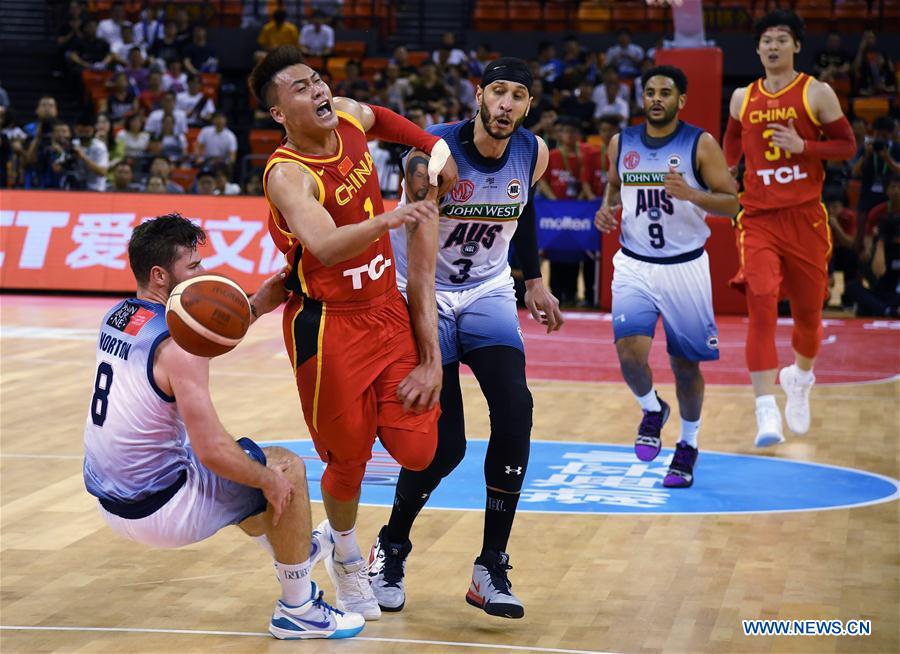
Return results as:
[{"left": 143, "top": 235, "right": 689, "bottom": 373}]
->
[
  {"left": 618, "top": 121, "right": 711, "bottom": 258},
  {"left": 83, "top": 299, "right": 190, "bottom": 503},
  {"left": 391, "top": 120, "right": 538, "bottom": 291}
]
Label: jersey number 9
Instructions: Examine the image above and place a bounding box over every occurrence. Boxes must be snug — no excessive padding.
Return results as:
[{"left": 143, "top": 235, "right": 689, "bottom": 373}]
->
[{"left": 648, "top": 223, "right": 665, "bottom": 249}]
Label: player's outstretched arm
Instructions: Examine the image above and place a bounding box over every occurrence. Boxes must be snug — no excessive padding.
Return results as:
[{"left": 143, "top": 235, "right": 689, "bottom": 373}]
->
[
  {"left": 595, "top": 134, "right": 622, "bottom": 234},
  {"left": 156, "top": 341, "right": 293, "bottom": 525},
  {"left": 247, "top": 266, "right": 288, "bottom": 324},
  {"left": 664, "top": 132, "right": 740, "bottom": 217},
  {"left": 334, "top": 96, "right": 459, "bottom": 191},
  {"left": 398, "top": 177, "right": 442, "bottom": 412},
  {"left": 267, "top": 162, "right": 431, "bottom": 266}
]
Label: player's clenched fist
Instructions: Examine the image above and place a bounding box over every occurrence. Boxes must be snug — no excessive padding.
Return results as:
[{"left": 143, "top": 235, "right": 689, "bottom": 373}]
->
[{"left": 594, "top": 203, "right": 621, "bottom": 234}]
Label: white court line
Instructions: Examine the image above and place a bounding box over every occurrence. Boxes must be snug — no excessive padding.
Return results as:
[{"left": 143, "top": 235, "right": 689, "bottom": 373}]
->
[{"left": 0, "top": 626, "right": 615, "bottom": 654}]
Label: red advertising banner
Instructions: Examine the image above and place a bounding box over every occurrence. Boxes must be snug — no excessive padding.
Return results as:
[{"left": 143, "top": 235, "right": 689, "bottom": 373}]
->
[{"left": 0, "top": 190, "right": 398, "bottom": 294}]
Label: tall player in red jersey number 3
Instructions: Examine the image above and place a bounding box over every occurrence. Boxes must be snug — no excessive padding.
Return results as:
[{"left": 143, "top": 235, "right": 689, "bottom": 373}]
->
[
  {"left": 723, "top": 10, "right": 856, "bottom": 448},
  {"left": 248, "top": 46, "right": 458, "bottom": 625}
]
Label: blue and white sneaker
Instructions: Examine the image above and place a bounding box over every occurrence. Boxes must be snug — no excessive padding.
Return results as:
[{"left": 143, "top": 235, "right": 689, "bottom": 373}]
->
[
  {"left": 310, "top": 519, "right": 333, "bottom": 568},
  {"left": 269, "top": 581, "right": 365, "bottom": 640}
]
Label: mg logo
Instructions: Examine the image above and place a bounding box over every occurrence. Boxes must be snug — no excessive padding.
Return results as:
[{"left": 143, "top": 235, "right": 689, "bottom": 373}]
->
[
  {"left": 450, "top": 179, "right": 475, "bottom": 202},
  {"left": 342, "top": 254, "right": 392, "bottom": 289}
]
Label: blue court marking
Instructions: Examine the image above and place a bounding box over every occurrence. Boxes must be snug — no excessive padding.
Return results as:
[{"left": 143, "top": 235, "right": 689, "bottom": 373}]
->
[{"left": 258, "top": 439, "right": 899, "bottom": 516}]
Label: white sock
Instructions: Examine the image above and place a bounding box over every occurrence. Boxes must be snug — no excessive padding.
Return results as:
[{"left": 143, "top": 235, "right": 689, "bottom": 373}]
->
[
  {"left": 680, "top": 419, "right": 700, "bottom": 448},
  {"left": 756, "top": 394, "right": 777, "bottom": 410},
  {"left": 331, "top": 524, "right": 362, "bottom": 563},
  {"left": 277, "top": 559, "right": 313, "bottom": 607},
  {"left": 793, "top": 365, "right": 814, "bottom": 384},
  {"left": 254, "top": 534, "right": 275, "bottom": 558},
  {"left": 636, "top": 389, "right": 661, "bottom": 412}
]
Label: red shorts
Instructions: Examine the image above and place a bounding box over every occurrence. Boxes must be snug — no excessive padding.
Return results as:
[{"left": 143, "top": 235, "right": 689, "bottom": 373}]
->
[
  {"left": 731, "top": 200, "right": 832, "bottom": 303},
  {"left": 282, "top": 289, "right": 439, "bottom": 473}
]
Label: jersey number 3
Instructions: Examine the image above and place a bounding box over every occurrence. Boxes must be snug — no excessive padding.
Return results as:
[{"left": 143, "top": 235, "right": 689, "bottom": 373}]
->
[
  {"left": 762, "top": 128, "right": 791, "bottom": 162},
  {"left": 91, "top": 362, "right": 114, "bottom": 427}
]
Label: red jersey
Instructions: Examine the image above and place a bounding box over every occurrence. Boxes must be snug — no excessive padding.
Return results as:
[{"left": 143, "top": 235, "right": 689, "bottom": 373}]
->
[
  {"left": 543, "top": 143, "right": 606, "bottom": 198},
  {"left": 263, "top": 111, "right": 395, "bottom": 303},
  {"left": 738, "top": 73, "right": 825, "bottom": 215}
]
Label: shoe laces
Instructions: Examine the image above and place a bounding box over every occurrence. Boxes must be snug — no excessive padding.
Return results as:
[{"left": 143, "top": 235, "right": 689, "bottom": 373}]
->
[
  {"left": 485, "top": 558, "right": 514, "bottom": 596},
  {"left": 337, "top": 560, "right": 372, "bottom": 600},
  {"left": 310, "top": 589, "right": 345, "bottom": 616},
  {"left": 381, "top": 542, "right": 408, "bottom": 588},
  {"left": 639, "top": 408, "right": 666, "bottom": 436},
  {"left": 670, "top": 444, "right": 695, "bottom": 471}
]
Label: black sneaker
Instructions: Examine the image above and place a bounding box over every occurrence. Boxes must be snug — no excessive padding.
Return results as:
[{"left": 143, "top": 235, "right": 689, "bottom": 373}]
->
[
  {"left": 635, "top": 395, "right": 670, "bottom": 462},
  {"left": 366, "top": 525, "right": 412, "bottom": 612},
  {"left": 466, "top": 550, "right": 524, "bottom": 619},
  {"left": 664, "top": 441, "right": 699, "bottom": 488}
]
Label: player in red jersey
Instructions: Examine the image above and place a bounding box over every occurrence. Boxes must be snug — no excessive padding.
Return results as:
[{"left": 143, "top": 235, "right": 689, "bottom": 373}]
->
[
  {"left": 723, "top": 9, "right": 856, "bottom": 447},
  {"left": 248, "top": 46, "right": 458, "bottom": 620}
]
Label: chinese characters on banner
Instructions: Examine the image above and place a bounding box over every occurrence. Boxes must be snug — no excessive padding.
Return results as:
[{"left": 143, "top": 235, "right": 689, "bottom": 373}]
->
[{"left": 0, "top": 190, "right": 398, "bottom": 292}]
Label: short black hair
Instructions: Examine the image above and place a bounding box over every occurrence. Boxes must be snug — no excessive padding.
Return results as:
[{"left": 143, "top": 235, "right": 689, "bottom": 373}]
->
[
  {"left": 128, "top": 213, "right": 205, "bottom": 286},
  {"left": 754, "top": 8, "right": 805, "bottom": 45},
  {"left": 249, "top": 45, "right": 306, "bottom": 110},
  {"left": 641, "top": 65, "right": 688, "bottom": 94}
]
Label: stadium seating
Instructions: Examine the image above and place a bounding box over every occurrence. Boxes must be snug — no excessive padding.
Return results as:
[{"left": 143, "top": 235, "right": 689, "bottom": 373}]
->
[
  {"left": 852, "top": 97, "right": 890, "bottom": 123},
  {"left": 249, "top": 129, "right": 284, "bottom": 156}
]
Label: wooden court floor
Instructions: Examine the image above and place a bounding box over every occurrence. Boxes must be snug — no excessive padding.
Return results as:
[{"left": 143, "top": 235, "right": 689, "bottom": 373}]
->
[{"left": 1, "top": 295, "right": 897, "bottom": 654}]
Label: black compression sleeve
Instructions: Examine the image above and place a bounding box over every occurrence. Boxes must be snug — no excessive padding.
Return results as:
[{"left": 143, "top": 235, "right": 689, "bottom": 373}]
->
[{"left": 512, "top": 184, "right": 541, "bottom": 280}]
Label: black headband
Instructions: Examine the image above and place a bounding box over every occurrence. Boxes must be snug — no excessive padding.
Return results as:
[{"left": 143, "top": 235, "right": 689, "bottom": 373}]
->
[{"left": 481, "top": 57, "right": 533, "bottom": 94}]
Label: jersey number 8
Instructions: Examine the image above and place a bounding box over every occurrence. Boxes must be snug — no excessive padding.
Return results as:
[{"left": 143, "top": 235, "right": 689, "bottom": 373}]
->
[{"left": 91, "top": 362, "right": 114, "bottom": 427}]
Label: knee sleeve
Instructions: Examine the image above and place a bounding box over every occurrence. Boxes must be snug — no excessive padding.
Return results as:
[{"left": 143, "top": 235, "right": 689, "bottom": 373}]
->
[
  {"left": 321, "top": 461, "right": 366, "bottom": 502},
  {"left": 746, "top": 290, "right": 779, "bottom": 371},
  {"left": 790, "top": 304, "right": 823, "bottom": 360},
  {"left": 467, "top": 347, "right": 533, "bottom": 493}
]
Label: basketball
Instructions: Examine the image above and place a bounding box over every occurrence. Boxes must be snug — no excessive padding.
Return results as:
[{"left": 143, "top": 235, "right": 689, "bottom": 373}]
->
[{"left": 165, "top": 274, "right": 252, "bottom": 358}]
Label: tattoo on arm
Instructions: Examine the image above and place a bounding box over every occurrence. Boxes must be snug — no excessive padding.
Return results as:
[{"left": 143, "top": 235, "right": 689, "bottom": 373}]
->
[{"left": 406, "top": 154, "right": 429, "bottom": 202}]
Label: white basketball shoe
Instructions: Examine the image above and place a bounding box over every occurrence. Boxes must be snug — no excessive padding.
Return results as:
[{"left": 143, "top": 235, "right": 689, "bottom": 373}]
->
[
  {"left": 780, "top": 364, "right": 814, "bottom": 435},
  {"left": 269, "top": 581, "right": 365, "bottom": 640},
  {"left": 754, "top": 401, "right": 785, "bottom": 448},
  {"left": 325, "top": 554, "right": 382, "bottom": 621}
]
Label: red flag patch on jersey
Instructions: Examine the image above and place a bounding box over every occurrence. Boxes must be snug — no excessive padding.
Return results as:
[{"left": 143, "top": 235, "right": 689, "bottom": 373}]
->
[
  {"left": 123, "top": 307, "right": 155, "bottom": 335},
  {"left": 338, "top": 156, "right": 354, "bottom": 176}
]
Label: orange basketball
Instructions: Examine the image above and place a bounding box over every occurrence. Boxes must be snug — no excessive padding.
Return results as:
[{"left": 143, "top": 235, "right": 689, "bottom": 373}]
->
[{"left": 165, "top": 274, "right": 252, "bottom": 358}]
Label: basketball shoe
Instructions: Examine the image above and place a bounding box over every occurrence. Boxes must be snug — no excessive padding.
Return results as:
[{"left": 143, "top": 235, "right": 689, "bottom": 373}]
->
[
  {"left": 367, "top": 525, "right": 412, "bottom": 612},
  {"left": 465, "top": 550, "right": 524, "bottom": 619},
  {"left": 663, "top": 442, "right": 698, "bottom": 488},
  {"left": 754, "top": 402, "right": 785, "bottom": 447},
  {"left": 310, "top": 520, "right": 333, "bottom": 569},
  {"left": 780, "top": 364, "right": 814, "bottom": 434},
  {"left": 634, "top": 395, "right": 670, "bottom": 461},
  {"left": 269, "top": 581, "right": 365, "bottom": 640},
  {"left": 325, "top": 552, "right": 381, "bottom": 621}
]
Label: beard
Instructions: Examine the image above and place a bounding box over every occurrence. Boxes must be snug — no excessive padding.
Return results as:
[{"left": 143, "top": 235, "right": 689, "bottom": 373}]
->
[
  {"left": 646, "top": 104, "right": 679, "bottom": 129},
  {"left": 478, "top": 103, "right": 524, "bottom": 140}
]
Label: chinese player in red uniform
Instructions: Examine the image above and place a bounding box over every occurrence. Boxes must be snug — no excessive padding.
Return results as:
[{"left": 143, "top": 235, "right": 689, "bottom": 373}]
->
[
  {"left": 723, "top": 10, "right": 856, "bottom": 447},
  {"left": 249, "top": 46, "right": 458, "bottom": 622}
]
